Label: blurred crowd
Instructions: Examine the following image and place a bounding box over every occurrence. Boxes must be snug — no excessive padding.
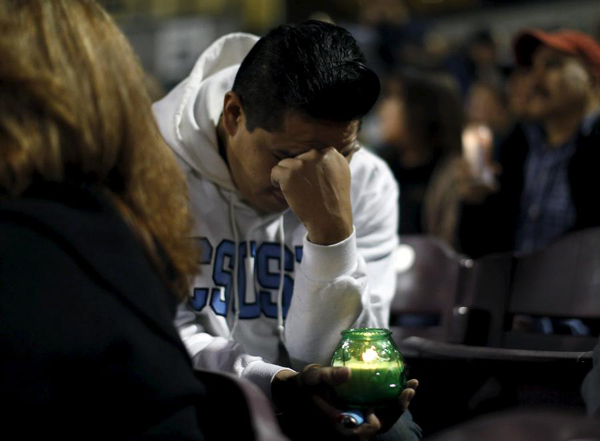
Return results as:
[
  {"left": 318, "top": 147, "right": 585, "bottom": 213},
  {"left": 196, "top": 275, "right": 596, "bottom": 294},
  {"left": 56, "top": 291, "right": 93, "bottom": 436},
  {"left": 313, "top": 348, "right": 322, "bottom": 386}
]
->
[{"left": 352, "top": 2, "right": 600, "bottom": 257}]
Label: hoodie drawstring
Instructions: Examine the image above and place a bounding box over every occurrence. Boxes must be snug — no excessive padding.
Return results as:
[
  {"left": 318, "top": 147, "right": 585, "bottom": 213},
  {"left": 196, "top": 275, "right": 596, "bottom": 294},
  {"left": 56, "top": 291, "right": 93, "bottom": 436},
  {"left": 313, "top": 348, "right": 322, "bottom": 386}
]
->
[
  {"left": 277, "top": 215, "right": 286, "bottom": 344},
  {"left": 229, "top": 194, "right": 240, "bottom": 339}
]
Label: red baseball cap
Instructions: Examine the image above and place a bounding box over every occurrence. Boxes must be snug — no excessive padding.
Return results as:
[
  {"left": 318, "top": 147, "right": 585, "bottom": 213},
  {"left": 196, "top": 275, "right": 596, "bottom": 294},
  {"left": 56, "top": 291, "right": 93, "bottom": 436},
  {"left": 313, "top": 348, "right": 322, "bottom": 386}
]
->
[{"left": 514, "top": 29, "right": 600, "bottom": 78}]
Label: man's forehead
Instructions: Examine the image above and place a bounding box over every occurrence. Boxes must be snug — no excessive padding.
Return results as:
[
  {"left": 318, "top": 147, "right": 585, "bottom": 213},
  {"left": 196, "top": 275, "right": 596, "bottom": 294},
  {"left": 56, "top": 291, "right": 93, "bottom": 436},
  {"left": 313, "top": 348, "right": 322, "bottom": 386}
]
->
[{"left": 277, "top": 111, "right": 359, "bottom": 140}]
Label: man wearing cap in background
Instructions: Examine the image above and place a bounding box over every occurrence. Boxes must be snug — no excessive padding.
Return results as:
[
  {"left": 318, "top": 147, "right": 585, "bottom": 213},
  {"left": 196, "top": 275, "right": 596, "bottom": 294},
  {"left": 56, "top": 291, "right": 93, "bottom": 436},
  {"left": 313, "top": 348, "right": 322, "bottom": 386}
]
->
[{"left": 457, "top": 28, "right": 600, "bottom": 259}]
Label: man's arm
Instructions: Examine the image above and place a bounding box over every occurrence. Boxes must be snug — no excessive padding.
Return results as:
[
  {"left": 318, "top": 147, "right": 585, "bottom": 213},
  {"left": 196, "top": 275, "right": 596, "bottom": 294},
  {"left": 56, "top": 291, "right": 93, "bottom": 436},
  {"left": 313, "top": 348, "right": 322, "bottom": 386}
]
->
[
  {"left": 272, "top": 148, "right": 398, "bottom": 369},
  {"left": 175, "top": 303, "right": 292, "bottom": 399}
]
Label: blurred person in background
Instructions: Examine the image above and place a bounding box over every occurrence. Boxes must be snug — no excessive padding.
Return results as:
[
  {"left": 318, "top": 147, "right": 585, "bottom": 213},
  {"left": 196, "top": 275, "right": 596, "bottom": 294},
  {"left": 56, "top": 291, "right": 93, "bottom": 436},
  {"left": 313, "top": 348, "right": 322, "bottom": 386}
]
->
[
  {"left": 376, "top": 70, "right": 465, "bottom": 249},
  {"left": 0, "top": 0, "right": 216, "bottom": 438},
  {"left": 153, "top": 20, "right": 420, "bottom": 441},
  {"left": 445, "top": 29, "right": 509, "bottom": 99},
  {"left": 464, "top": 79, "right": 514, "bottom": 152},
  {"left": 357, "top": 0, "right": 429, "bottom": 73},
  {"left": 506, "top": 66, "right": 534, "bottom": 122},
  {"left": 457, "top": 29, "right": 600, "bottom": 258}
]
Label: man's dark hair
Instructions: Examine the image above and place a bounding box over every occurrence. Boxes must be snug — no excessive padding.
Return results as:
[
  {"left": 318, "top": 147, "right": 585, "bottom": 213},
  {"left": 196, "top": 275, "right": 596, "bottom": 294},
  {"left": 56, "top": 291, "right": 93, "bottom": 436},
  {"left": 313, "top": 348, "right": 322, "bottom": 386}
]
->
[{"left": 232, "top": 20, "right": 380, "bottom": 132}]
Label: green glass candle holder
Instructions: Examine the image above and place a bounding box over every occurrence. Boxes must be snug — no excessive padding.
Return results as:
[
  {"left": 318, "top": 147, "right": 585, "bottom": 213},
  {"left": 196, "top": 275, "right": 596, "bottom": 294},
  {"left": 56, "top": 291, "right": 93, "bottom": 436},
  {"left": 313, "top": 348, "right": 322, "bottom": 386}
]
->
[{"left": 331, "top": 328, "right": 406, "bottom": 409}]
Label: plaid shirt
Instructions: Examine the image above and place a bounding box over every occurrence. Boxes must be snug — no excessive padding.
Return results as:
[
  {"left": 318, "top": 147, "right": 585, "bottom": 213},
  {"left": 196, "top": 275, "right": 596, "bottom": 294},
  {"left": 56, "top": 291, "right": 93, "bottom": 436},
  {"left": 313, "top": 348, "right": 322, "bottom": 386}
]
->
[{"left": 514, "top": 111, "right": 600, "bottom": 253}]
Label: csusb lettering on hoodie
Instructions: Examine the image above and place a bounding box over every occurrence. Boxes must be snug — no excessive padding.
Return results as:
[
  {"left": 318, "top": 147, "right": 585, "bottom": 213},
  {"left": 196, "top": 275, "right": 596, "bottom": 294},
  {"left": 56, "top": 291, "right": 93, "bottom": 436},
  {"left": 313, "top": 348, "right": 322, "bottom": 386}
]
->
[{"left": 190, "top": 237, "right": 304, "bottom": 320}]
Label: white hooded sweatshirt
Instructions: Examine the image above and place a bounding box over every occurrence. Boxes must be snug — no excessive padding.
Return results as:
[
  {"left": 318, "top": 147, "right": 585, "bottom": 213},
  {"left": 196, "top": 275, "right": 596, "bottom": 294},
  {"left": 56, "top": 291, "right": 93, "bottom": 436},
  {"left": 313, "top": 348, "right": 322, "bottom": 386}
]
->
[{"left": 152, "top": 32, "right": 399, "bottom": 398}]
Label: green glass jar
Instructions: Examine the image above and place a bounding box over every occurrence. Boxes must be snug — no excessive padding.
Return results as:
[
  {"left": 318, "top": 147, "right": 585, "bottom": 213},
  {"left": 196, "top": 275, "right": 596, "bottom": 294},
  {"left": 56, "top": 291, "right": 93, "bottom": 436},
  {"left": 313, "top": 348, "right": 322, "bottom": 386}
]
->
[{"left": 331, "top": 328, "right": 406, "bottom": 409}]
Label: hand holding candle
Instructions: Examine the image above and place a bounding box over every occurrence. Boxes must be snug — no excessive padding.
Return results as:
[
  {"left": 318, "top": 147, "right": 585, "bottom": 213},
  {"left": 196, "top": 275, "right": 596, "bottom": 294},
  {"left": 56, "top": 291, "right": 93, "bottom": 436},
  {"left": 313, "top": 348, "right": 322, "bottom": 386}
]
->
[
  {"left": 271, "top": 337, "right": 417, "bottom": 439},
  {"left": 331, "top": 328, "right": 406, "bottom": 409}
]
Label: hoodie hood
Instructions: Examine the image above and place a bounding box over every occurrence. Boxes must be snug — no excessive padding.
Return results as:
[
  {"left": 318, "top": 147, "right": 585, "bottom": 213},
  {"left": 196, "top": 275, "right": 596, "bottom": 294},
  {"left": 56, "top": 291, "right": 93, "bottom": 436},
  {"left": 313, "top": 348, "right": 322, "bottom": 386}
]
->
[{"left": 153, "top": 32, "right": 259, "bottom": 192}]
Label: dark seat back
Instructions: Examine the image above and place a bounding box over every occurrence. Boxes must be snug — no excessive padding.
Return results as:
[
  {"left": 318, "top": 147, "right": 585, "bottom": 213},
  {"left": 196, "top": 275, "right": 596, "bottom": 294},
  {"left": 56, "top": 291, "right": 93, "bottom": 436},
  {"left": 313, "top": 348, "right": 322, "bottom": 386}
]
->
[
  {"left": 426, "top": 409, "right": 600, "bottom": 441},
  {"left": 455, "top": 227, "right": 600, "bottom": 351},
  {"left": 400, "top": 230, "right": 600, "bottom": 436},
  {"left": 391, "top": 235, "right": 471, "bottom": 344}
]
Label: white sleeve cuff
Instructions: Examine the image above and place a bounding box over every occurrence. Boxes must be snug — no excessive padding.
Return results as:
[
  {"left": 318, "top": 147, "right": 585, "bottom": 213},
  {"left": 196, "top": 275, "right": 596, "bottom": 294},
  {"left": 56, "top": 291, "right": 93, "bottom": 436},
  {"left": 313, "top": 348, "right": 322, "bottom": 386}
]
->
[
  {"left": 300, "top": 227, "right": 357, "bottom": 281},
  {"left": 242, "top": 360, "right": 295, "bottom": 401}
]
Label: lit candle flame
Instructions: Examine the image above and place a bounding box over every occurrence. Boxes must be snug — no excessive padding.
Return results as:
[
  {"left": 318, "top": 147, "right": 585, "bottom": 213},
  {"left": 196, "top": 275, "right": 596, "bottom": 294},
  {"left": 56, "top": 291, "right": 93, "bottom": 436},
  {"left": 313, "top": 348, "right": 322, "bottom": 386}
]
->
[{"left": 361, "top": 347, "right": 378, "bottom": 363}]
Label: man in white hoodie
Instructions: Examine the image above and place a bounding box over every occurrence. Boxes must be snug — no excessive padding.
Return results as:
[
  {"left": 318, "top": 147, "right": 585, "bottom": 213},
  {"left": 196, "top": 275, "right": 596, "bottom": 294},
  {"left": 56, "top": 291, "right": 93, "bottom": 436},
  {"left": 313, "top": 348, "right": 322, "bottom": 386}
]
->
[{"left": 153, "top": 20, "right": 419, "bottom": 440}]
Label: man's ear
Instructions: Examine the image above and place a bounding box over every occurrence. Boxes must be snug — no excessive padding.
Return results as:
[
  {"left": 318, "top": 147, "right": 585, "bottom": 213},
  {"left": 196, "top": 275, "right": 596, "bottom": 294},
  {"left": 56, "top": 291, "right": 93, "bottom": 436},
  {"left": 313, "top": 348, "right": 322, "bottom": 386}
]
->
[{"left": 222, "top": 91, "right": 245, "bottom": 137}]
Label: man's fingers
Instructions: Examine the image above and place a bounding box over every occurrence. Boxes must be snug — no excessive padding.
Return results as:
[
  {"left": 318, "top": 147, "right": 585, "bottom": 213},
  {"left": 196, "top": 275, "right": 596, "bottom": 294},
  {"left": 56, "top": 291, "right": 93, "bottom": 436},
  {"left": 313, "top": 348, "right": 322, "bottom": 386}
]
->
[
  {"left": 270, "top": 163, "right": 290, "bottom": 188},
  {"left": 406, "top": 379, "right": 419, "bottom": 389},
  {"left": 398, "top": 379, "right": 419, "bottom": 411},
  {"left": 311, "top": 394, "right": 341, "bottom": 421},
  {"left": 332, "top": 410, "right": 381, "bottom": 440},
  {"left": 300, "top": 365, "right": 350, "bottom": 387},
  {"left": 399, "top": 388, "right": 416, "bottom": 411},
  {"left": 351, "top": 411, "right": 382, "bottom": 440},
  {"left": 270, "top": 157, "right": 304, "bottom": 188}
]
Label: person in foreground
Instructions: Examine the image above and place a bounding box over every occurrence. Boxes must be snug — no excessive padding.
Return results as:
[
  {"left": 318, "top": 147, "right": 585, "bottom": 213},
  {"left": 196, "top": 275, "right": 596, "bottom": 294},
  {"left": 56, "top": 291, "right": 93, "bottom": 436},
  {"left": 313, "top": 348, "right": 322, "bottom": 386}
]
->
[
  {"left": 0, "top": 1, "right": 252, "bottom": 438},
  {"left": 153, "top": 20, "right": 420, "bottom": 440}
]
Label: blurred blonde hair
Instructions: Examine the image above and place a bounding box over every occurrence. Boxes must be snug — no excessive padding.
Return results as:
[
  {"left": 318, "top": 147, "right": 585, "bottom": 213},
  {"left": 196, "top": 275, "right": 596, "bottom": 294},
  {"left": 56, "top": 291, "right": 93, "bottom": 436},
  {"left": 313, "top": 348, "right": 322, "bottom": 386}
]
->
[{"left": 0, "top": 0, "right": 197, "bottom": 300}]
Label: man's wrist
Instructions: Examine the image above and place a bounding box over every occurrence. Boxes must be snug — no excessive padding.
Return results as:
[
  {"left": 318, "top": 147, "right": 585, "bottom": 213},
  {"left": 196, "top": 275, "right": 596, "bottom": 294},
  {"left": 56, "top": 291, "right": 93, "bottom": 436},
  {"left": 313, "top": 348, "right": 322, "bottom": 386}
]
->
[{"left": 305, "top": 221, "right": 353, "bottom": 245}]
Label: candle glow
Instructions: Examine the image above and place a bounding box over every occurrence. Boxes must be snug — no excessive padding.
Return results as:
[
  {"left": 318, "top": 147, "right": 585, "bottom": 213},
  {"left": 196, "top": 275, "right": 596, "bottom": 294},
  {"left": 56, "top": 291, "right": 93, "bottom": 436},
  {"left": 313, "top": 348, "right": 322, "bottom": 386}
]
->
[
  {"left": 361, "top": 347, "right": 378, "bottom": 363},
  {"left": 331, "top": 328, "right": 406, "bottom": 409}
]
